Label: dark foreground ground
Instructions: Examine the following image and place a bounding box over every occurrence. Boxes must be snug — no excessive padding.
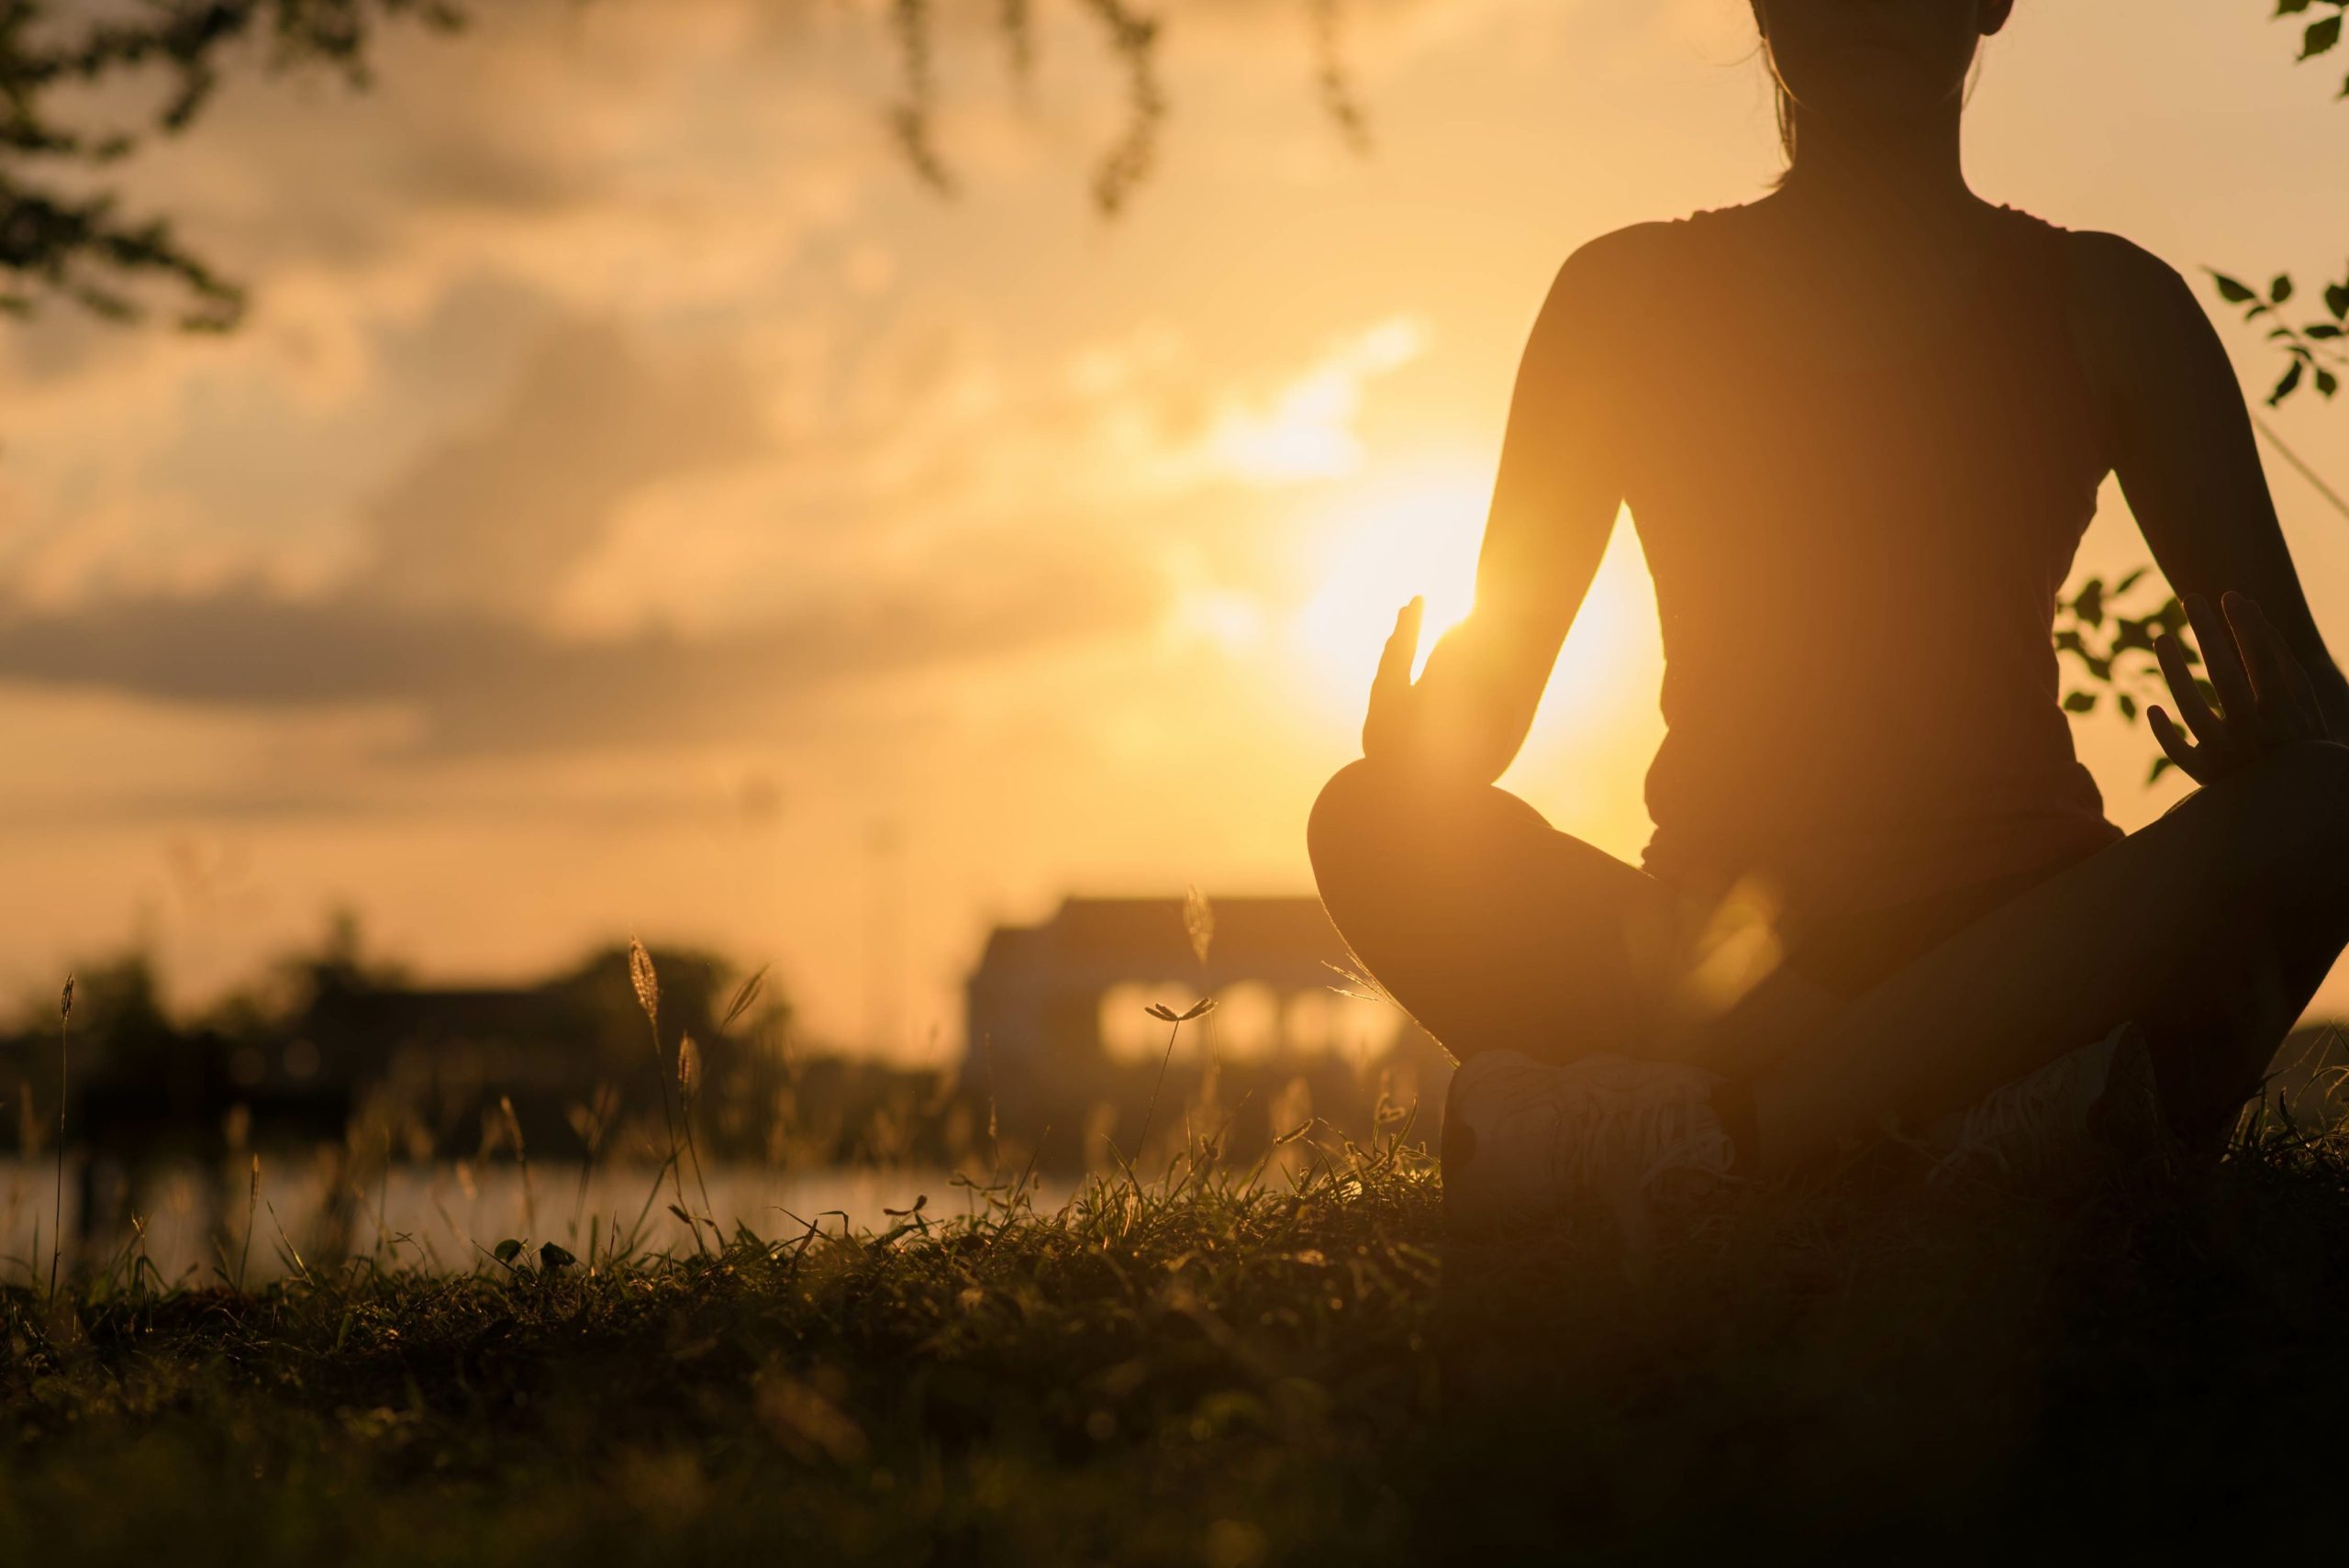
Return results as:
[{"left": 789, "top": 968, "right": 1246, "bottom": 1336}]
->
[{"left": 6, "top": 1119, "right": 2349, "bottom": 1565}]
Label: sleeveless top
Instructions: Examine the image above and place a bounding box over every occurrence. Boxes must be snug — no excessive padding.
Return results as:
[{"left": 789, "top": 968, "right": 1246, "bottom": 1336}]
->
[{"left": 1615, "top": 201, "right": 2126, "bottom": 940}]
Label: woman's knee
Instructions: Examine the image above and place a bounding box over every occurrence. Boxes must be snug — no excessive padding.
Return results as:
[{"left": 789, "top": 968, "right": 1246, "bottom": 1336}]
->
[
  {"left": 1307, "top": 759, "right": 1470, "bottom": 915},
  {"left": 1308, "top": 760, "right": 1392, "bottom": 891},
  {"left": 1309, "top": 758, "right": 1561, "bottom": 875},
  {"left": 2233, "top": 741, "right": 2349, "bottom": 863},
  {"left": 2182, "top": 742, "right": 2349, "bottom": 929}
]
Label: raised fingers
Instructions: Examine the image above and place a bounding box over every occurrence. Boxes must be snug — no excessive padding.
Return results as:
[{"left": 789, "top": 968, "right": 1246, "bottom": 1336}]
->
[
  {"left": 2184, "top": 593, "right": 2263, "bottom": 744},
  {"left": 2146, "top": 704, "right": 2207, "bottom": 783},
  {"left": 2225, "top": 592, "right": 2321, "bottom": 736},
  {"left": 1368, "top": 596, "right": 1424, "bottom": 710},
  {"left": 2154, "top": 628, "right": 2227, "bottom": 752}
]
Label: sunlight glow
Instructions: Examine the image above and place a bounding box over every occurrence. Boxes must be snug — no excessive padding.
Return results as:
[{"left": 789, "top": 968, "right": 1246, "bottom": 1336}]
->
[
  {"left": 1208, "top": 317, "right": 1427, "bottom": 483},
  {"left": 1292, "top": 469, "right": 1486, "bottom": 695}
]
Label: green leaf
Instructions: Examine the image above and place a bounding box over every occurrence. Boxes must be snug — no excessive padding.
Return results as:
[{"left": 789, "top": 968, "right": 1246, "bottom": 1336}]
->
[
  {"left": 2303, "top": 15, "right": 2343, "bottom": 57},
  {"left": 2063, "top": 691, "right": 2099, "bottom": 714},
  {"left": 539, "top": 1241, "right": 576, "bottom": 1271},
  {"left": 2272, "top": 359, "right": 2307, "bottom": 405},
  {"left": 2273, "top": 273, "right": 2297, "bottom": 304},
  {"left": 2321, "top": 369, "right": 2342, "bottom": 399},
  {"left": 2326, "top": 282, "right": 2349, "bottom": 321},
  {"left": 2211, "top": 272, "right": 2258, "bottom": 305},
  {"left": 2306, "top": 324, "right": 2344, "bottom": 339},
  {"left": 2118, "top": 694, "right": 2138, "bottom": 723},
  {"left": 2114, "top": 567, "right": 2148, "bottom": 595},
  {"left": 2076, "top": 578, "right": 2106, "bottom": 628},
  {"left": 493, "top": 1238, "right": 523, "bottom": 1263},
  {"left": 2276, "top": 0, "right": 2313, "bottom": 16},
  {"left": 2149, "top": 755, "right": 2176, "bottom": 785}
]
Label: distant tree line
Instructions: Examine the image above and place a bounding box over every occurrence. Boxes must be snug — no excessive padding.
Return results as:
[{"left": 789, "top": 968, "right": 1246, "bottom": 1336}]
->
[{"left": 0, "top": 917, "right": 1431, "bottom": 1192}]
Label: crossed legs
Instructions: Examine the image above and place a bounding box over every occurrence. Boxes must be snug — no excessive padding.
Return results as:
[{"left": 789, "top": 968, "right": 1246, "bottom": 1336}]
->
[{"left": 1308, "top": 743, "right": 2349, "bottom": 1170}]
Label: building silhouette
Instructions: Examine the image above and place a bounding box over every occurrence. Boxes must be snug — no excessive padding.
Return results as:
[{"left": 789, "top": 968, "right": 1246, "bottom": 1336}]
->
[{"left": 963, "top": 895, "right": 1442, "bottom": 1140}]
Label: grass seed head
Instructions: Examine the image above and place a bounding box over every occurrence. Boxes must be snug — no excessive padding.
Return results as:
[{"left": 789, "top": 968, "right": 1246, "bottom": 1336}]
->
[
  {"left": 629, "top": 939, "right": 660, "bottom": 1024},
  {"left": 1185, "top": 884, "right": 1215, "bottom": 966},
  {"left": 721, "top": 966, "right": 768, "bottom": 1033}
]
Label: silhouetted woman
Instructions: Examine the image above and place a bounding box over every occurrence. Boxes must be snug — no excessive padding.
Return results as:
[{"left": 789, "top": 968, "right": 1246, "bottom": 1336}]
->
[{"left": 1308, "top": 0, "right": 2349, "bottom": 1226}]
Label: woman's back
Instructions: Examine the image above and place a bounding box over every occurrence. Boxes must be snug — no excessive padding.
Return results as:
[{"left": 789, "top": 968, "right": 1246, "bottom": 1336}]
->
[{"left": 1612, "top": 200, "right": 2124, "bottom": 932}]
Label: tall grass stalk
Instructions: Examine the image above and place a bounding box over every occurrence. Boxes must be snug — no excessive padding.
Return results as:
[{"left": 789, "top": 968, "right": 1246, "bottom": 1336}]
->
[
  {"left": 570, "top": 1142, "right": 595, "bottom": 1244},
  {"left": 619, "top": 1153, "right": 677, "bottom": 1259},
  {"left": 499, "top": 1095, "right": 538, "bottom": 1240},
  {"left": 628, "top": 939, "right": 704, "bottom": 1254},
  {"left": 266, "top": 1198, "right": 313, "bottom": 1288},
  {"left": 567, "top": 1085, "right": 618, "bottom": 1244},
  {"left": 50, "top": 973, "right": 72, "bottom": 1299},
  {"left": 375, "top": 1129, "right": 391, "bottom": 1258},
  {"left": 677, "top": 1034, "right": 718, "bottom": 1243},
  {"left": 239, "top": 1154, "right": 258, "bottom": 1294},
  {"left": 1132, "top": 997, "right": 1216, "bottom": 1188}
]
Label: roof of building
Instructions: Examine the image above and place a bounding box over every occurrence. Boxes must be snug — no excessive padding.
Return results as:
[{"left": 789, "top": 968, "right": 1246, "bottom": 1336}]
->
[{"left": 974, "top": 895, "right": 1345, "bottom": 977}]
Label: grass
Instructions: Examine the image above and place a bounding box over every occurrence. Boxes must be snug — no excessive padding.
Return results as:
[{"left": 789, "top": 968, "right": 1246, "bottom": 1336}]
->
[{"left": 7, "top": 1114, "right": 2349, "bottom": 1564}]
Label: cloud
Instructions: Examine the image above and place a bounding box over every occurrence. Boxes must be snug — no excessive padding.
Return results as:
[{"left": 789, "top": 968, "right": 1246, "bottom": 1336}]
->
[
  {"left": 0, "top": 0, "right": 1461, "bottom": 773},
  {"left": 362, "top": 318, "right": 769, "bottom": 614},
  {"left": 0, "top": 545, "right": 1147, "bottom": 755},
  {"left": 0, "top": 284, "right": 1419, "bottom": 756},
  {"left": 1201, "top": 317, "right": 1426, "bottom": 482},
  {"left": 0, "top": 294, "right": 1174, "bottom": 755}
]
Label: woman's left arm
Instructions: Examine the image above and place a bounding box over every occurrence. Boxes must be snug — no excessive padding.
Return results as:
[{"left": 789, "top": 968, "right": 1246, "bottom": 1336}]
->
[{"left": 2070, "top": 231, "right": 2349, "bottom": 731}]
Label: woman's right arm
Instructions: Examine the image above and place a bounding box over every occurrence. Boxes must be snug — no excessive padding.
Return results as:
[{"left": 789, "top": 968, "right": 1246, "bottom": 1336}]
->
[{"left": 1363, "top": 226, "right": 1653, "bottom": 783}]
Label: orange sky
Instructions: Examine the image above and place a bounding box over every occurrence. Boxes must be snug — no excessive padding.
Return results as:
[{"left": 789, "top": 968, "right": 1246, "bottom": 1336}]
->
[{"left": 1, "top": 0, "right": 2345, "bottom": 1061}]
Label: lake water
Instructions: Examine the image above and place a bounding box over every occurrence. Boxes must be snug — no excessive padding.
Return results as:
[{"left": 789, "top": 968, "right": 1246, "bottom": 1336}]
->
[{"left": 0, "top": 1158, "right": 1072, "bottom": 1286}]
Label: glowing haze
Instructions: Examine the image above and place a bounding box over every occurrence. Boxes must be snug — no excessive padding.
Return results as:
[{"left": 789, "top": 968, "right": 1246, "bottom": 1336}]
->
[{"left": 1, "top": 0, "right": 2344, "bottom": 1059}]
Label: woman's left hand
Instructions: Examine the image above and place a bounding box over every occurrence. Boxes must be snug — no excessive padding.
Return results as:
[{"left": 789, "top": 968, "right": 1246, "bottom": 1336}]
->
[{"left": 2149, "top": 590, "right": 2338, "bottom": 785}]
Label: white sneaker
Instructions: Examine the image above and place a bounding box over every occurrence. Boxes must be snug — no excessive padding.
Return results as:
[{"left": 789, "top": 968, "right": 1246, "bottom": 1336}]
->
[
  {"left": 1442, "top": 1050, "right": 1739, "bottom": 1235},
  {"left": 1920, "top": 1019, "right": 2165, "bottom": 1188}
]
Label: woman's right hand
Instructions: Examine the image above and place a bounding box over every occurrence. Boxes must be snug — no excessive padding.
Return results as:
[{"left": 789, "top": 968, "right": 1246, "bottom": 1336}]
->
[
  {"left": 2149, "top": 590, "right": 2340, "bottom": 785},
  {"left": 1361, "top": 597, "right": 1428, "bottom": 763}
]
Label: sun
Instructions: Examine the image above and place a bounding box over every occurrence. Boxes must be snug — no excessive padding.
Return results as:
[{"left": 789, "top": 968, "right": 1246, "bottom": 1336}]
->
[{"left": 1291, "top": 468, "right": 1486, "bottom": 696}]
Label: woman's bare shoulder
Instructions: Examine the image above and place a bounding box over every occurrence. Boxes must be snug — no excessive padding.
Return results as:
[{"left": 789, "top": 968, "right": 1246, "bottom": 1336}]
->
[
  {"left": 1562, "top": 210, "right": 1745, "bottom": 278},
  {"left": 1544, "top": 212, "right": 1741, "bottom": 320},
  {"left": 2052, "top": 228, "right": 2207, "bottom": 343},
  {"left": 2049, "top": 227, "right": 2244, "bottom": 462}
]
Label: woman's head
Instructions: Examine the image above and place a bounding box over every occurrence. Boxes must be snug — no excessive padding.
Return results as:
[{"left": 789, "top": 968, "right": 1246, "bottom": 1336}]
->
[{"left": 1753, "top": 0, "right": 2013, "bottom": 159}]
